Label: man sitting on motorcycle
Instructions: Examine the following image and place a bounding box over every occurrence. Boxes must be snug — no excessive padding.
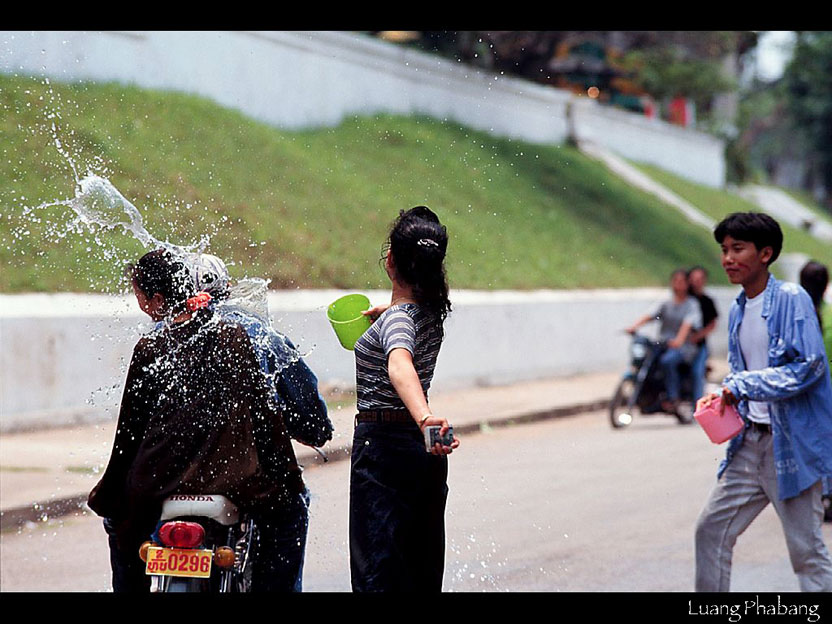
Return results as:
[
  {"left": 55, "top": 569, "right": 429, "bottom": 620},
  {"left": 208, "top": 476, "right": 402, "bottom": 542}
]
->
[
  {"left": 88, "top": 249, "right": 306, "bottom": 592},
  {"left": 187, "top": 252, "right": 333, "bottom": 591},
  {"left": 626, "top": 269, "right": 703, "bottom": 414}
]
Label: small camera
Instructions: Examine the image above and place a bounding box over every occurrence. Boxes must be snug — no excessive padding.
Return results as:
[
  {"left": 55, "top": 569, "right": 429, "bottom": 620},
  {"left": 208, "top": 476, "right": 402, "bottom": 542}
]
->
[{"left": 424, "top": 425, "right": 454, "bottom": 451}]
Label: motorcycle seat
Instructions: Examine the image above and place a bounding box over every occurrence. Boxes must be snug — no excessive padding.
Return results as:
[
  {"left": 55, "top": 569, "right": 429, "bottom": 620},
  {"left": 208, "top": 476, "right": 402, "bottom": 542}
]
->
[{"left": 160, "top": 494, "right": 240, "bottom": 526}]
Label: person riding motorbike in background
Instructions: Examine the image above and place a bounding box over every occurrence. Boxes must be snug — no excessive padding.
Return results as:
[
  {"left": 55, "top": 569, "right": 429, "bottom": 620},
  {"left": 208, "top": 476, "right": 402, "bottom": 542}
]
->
[
  {"left": 88, "top": 248, "right": 307, "bottom": 592},
  {"left": 626, "top": 269, "right": 702, "bottom": 414},
  {"left": 687, "top": 266, "right": 719, "bottom": 403}
]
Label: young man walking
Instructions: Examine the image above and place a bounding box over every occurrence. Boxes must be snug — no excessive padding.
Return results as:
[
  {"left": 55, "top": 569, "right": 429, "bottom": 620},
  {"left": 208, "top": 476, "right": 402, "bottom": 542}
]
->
[{"left": 694, "top": 212, "right": 832, "bottom": 592}]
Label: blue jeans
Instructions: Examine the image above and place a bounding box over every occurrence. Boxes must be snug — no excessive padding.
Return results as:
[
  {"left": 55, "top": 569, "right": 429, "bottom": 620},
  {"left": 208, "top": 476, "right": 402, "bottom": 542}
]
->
[
  {"left": 349, "top": 421, "right": 449, "bottom": 592},
  {"left": 659, "top": 348, "right": 686, "bottom": 402},
  {"left": 250, "top": 489, "right": 310, "bottom": 592},
  {"left": 691, "top": 343, "right": 709, "bottom": 402}
]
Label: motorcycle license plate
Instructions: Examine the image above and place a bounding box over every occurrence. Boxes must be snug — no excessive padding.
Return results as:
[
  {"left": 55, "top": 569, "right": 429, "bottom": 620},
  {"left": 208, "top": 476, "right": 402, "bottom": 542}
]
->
[{"left": 145, "top": 546, "right": 213, "bottom": 578}]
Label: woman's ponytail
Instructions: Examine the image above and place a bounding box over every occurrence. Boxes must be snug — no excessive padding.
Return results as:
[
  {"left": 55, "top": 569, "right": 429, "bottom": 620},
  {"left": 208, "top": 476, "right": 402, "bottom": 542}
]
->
[{"left": 387, "top": 206, "right": 452, "bottom": 325}]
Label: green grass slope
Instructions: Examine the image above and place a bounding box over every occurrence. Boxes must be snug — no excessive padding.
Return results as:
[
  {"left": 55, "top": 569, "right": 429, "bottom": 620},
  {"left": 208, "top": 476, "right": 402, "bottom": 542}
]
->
[
  {"left": 0, "top": 74, "right": 774, "bottom": 294},
  {"left": 635, "top": 164, "right": 832, "bottom": 275}
]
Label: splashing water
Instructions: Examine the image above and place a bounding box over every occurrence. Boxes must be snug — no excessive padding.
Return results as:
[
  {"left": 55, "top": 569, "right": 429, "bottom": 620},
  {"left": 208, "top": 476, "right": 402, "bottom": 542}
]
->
[
  {"left": 11, "top": 89, "right": 307, "bottom": 404},
  {"left": 69, "top": 175, "right": 159, "bottom": 250}
]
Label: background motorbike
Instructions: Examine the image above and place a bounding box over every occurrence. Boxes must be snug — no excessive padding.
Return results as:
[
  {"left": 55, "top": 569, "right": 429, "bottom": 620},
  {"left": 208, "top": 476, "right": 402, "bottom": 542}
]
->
[
  {"left": 609, "top": 332, "right": 698, "bottom": 429},
  {"left": 139, "top": 494, "right": 254, "bottom": 592}
]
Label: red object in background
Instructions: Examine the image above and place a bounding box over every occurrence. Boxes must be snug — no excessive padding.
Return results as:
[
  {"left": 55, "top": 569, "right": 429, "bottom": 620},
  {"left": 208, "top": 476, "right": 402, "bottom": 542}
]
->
[
  {"left": 642, "top": 96, "right": 656, "bottom": 119},
  {"left": 668, "top": 96, "right": 694, "bottom": 127}
]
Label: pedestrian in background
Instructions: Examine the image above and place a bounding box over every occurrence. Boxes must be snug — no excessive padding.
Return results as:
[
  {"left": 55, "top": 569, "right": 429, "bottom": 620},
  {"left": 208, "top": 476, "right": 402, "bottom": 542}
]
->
[
  {"left": 349, "top": 205, "right": 459, "bottom": 592},
  {"left": 694, "top": 213, "right": 832, "bottom": 592},
  {"left": 799, "top": 260, "right": 831, "bottom": 371},
  {"left": 798, "top": 259, "right": 832, "bottom": 523}
]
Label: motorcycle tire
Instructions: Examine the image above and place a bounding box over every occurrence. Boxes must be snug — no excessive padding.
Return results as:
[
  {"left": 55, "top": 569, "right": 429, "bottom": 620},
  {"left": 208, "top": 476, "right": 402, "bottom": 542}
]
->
[
  {"left": 675, "top": 401, "right": 695, "bottom": 425},
  {"left": 163, "top": 576, "right": 208, "bottom": 592},
  {"left": 609, "top": 377, "right": 636, "bottom": 429}
]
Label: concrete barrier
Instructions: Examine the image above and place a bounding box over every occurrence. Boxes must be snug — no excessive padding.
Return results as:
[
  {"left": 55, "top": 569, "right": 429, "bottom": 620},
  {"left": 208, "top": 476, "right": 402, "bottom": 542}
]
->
[
  {"left": 1, "top": 30, "right": 724, "bottom": 188},
  {"left": 0, "top": 288, "right": 739, "bottom": 432}
]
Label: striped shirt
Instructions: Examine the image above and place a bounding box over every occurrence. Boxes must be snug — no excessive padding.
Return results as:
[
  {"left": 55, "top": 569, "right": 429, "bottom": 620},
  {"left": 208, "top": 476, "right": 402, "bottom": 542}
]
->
[{"left": 354, "top": 303, "right": 444, "bottom": 411}]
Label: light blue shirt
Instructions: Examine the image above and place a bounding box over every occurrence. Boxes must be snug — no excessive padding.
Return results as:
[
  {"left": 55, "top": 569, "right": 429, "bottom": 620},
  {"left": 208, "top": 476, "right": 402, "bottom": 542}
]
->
[{"left": 719, "top": 274, "right": 832, "bottom": 500}]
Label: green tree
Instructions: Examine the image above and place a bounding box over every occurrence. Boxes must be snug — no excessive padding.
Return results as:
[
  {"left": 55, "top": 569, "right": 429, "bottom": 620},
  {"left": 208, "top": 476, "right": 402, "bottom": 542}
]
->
[
  {"left": 618, "top": 39, "right": 738, "bottom": 116},
  {"left": 783, "top": 31, "right": 832, "bottom": 207}
]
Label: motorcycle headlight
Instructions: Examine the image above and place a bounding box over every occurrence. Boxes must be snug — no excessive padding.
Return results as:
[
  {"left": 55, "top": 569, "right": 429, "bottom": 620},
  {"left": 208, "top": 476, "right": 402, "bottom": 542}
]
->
[{"left": 631, "top": 343, "right": 647, "bottom": 360}]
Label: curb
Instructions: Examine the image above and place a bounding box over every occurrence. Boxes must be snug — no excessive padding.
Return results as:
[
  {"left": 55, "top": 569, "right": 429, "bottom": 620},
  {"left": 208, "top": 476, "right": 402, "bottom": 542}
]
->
[{"left": 0, "top": 399, "right": 609, "bottom": 532}]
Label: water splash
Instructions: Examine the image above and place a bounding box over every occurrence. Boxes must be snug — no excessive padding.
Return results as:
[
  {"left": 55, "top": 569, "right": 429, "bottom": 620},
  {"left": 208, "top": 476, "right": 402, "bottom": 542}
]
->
[
  {"left": 69, "top": 175, "right": 159, "bottom": 250},
  {"left": 9, "top": 83, "right": 305, "bottom": 411}
]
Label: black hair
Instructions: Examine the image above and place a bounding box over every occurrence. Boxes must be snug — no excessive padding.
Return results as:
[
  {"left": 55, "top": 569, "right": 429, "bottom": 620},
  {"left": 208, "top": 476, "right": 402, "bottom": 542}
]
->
[
  {"left": 129, "top": 249, "right": 196, "bottom": 314},
  {"left": 687, "top": 265, "right": 708, "bottom": 278},
  {"left": 799, "top": 260, "right": 829, "bottom": 331},
  {"left": 386, "top": 205, "right": 452, "bottom": 324},
  {"left": 686, "top": 265, "right": 707, "bottom": 296},
  {"left": 713, "top": 212, "right": 783, "bottom": 266},
  {"left": 670, "top": 268, "right": 689, "bottom": 281}
]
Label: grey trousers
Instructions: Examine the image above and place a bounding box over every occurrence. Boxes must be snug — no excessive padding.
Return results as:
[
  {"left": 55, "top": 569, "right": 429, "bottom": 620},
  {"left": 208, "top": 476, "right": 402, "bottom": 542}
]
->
[{"left": 694, "top": 427, "right": 832, "bottom": 592}]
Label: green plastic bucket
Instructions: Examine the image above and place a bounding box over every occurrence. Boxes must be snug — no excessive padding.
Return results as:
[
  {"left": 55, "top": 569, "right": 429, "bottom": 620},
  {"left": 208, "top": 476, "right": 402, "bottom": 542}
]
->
[{"left": 327, "top": 293, "right": 372, "bottom": 350}]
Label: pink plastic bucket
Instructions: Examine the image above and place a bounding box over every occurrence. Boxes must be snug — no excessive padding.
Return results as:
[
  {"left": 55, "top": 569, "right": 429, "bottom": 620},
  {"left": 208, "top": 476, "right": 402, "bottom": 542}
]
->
[{"left": 694, "top": 397, "right": 744, "bottom": 444}]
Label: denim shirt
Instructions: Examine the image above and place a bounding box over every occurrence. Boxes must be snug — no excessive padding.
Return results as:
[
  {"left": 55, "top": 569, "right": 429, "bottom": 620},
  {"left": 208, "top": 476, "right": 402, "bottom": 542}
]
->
[
  {"left": 221, "top": 306, "right": 333, "bottom": 448},
  {"left": 719, "top": 274, "right": 832, "bottom": 500}
]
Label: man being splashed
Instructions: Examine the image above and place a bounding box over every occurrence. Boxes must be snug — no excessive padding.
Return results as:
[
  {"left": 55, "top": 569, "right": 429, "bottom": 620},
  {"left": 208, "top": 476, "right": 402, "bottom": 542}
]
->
[{"left": 187, "top": 253, "right": 333, "bottom": 591}]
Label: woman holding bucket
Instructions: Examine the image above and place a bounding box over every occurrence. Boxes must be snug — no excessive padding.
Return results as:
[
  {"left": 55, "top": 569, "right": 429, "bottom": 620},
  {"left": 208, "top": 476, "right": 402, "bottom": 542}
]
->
[{"left": 348, "top": 205, "right": 459, "bottom": 592}]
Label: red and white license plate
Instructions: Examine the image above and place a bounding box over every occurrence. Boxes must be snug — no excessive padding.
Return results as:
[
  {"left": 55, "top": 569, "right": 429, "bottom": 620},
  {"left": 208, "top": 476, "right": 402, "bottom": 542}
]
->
[{"left": 145, "top": 546, "right": 213, "bottom": 578}]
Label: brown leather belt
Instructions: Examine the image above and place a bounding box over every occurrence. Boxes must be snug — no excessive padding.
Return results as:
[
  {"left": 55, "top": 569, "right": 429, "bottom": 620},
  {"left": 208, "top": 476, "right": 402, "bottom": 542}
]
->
[{"left": 355, "top": 409, "right": 415, "bottom": 425}]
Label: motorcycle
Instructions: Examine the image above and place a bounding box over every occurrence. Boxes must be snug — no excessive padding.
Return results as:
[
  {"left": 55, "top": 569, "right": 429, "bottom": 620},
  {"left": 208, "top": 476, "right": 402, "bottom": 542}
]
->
[
  {"left": 609, "top": 332, "right": 698, "bottom": 429},
  {"left": 139, "top": 494, "right": 255, "bottom": 592}
]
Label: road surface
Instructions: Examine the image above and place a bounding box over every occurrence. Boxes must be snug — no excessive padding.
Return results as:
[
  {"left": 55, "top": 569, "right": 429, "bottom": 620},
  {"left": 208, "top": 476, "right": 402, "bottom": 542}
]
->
[{"left": 2, "top": 409, "right": 830, "bottom": 593}]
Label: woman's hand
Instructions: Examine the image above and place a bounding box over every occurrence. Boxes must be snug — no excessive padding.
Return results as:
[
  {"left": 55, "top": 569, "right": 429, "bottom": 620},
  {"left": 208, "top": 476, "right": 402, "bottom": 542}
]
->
[
  {"left": 362, "top": 303, "right": 390, "bottom": 323},
  {"left": 420, "top": 414, "right": 460, "bottom": 456}
]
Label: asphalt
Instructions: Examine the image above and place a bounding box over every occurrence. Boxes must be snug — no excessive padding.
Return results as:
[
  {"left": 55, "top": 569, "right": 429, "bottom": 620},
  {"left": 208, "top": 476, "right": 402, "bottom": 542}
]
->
[{"left": 2, "top": 366, "right": 725, "bottom": 531}]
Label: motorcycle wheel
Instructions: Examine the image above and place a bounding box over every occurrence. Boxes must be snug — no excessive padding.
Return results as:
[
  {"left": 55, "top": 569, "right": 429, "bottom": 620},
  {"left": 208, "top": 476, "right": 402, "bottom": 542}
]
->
[
  {"left": 675, "top": 401, "right": 695, "bottom": 425},
  {"left": 163, "top": 576, "right": 208, "bottom": 592},
  {"left": 609, "top": 377, "right": 637, "bottom": 429}
]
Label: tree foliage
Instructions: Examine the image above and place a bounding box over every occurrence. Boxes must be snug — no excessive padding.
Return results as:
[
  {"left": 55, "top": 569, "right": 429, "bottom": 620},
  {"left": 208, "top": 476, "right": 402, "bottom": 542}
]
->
[{"left": 783, "top": 31, "right": 832, "bottom": 202}]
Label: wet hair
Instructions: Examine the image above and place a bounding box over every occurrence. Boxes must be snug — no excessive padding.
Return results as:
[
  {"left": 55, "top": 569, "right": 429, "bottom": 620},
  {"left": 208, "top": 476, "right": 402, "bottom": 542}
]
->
[
  {"left": 713, "top": 212, "right": 783, "bottom": 266},
  {"left": 799, "top": 260, "right": 829, "bottom": 331},
  {"left": 386, "top": 205, "right": 452, "bottom": 324},
  {"left": 129, "top": 249, "right": 196, "bottom": 313}
]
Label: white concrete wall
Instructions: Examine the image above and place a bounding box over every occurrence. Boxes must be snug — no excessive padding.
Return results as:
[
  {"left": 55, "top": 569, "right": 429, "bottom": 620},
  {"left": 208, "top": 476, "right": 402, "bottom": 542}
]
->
[
  {"left": 571, "top": 98, "right": 726, "bottom": 188},
  {"left": 1, "top": 30, "right": 724, "bottom": 187},
  {"left": 0, "top": 288, "right": 739, "bottom": 432}
]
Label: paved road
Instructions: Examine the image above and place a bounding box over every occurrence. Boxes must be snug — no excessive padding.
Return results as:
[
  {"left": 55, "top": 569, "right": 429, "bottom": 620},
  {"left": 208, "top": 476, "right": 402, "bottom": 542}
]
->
[{"left": 2, "top": 409, "right": 830, "bottom": 593}]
